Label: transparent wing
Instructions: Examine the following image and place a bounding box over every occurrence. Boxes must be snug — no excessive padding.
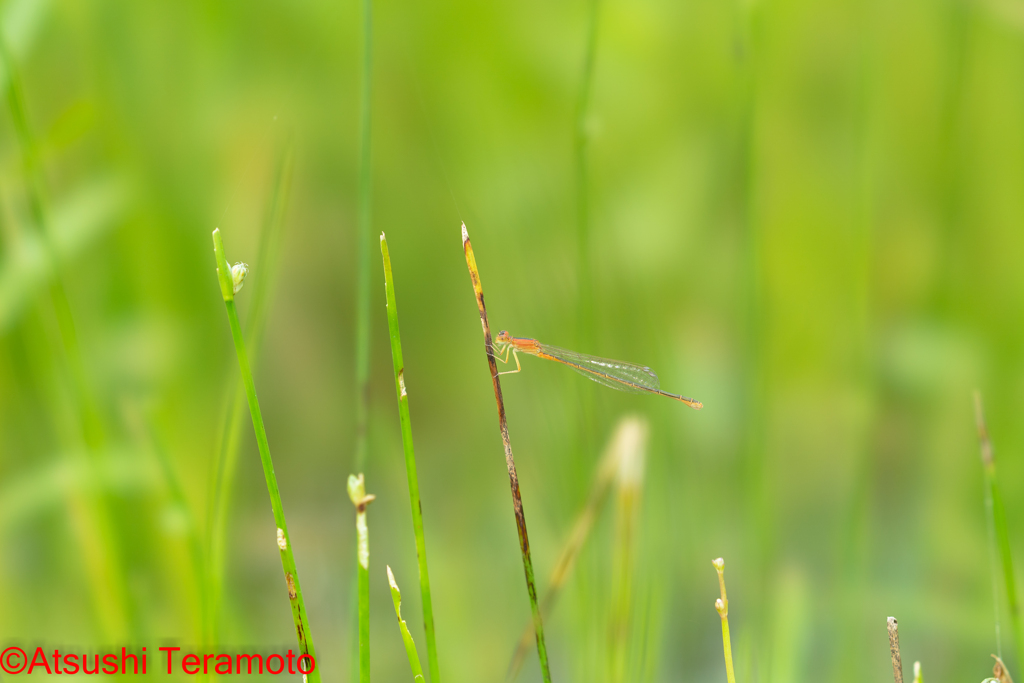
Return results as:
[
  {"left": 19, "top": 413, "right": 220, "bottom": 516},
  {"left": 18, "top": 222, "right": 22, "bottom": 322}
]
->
[{"left": 536, "top": 343, "right": 661, "bottom": 395}]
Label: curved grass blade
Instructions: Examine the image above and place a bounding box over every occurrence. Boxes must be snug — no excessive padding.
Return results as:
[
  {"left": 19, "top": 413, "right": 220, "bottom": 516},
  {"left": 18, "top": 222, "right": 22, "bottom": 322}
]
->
[
  {"left": 212, "top": 228, "right": 320, "bottom": 683},
  {"left": 206, "top": 140, "right": 293, "bottom": 648},
  {"left": 388, "top": 566, "right": 425, "bottom": 683}
]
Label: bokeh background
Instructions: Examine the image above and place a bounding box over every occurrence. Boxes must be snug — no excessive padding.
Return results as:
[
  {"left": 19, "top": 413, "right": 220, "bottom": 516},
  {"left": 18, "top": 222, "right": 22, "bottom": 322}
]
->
[{"left": 2, "top": 0, "right": 1024, "bottom": 680}]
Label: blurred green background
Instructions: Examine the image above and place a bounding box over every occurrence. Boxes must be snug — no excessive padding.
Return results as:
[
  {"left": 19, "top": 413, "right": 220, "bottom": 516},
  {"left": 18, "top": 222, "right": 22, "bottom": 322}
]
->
[{"left": 2, "top": 0, "right": 1023, "bottom": 680}]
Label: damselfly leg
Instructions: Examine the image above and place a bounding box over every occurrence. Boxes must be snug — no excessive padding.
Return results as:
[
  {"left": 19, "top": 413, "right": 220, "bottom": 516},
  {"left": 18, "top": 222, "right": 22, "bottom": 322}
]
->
[{"left": 497, "top": 345, "right": 522, "bottom": 376}]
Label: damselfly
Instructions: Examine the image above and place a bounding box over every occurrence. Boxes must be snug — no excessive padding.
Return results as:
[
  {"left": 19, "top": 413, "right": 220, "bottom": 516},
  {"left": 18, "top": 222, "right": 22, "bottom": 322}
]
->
[{"left": 493, "top": 331, "right": 702, "bottom": 409}]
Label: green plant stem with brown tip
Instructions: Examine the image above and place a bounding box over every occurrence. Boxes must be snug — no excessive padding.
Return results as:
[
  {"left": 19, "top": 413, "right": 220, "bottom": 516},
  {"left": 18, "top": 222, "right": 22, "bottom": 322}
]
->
[
  {"left": 348, "top": 474, "right": 375, "bottom": 683},
  {"left": 462, "top": 224, "right": 552, "bottom": 683},
  {"left": 380, "top": 232, "right": 441, "bottom": 683},
  {"left": 212, "top": 228, "right": 320, "bottom": 683},
  {"left": 714, "top": 558, "right": 736, "bottom": 683},
  {"left": 975, "top": 392, "right": 1024, "bottom": 666}
]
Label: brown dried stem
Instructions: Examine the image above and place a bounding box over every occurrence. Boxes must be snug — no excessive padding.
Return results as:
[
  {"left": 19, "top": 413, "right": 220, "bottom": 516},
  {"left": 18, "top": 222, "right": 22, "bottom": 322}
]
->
[
  {"left": 462, "top": 223, "right": 552, "bottom": 683},
  {"left": 887, "top": 617, "right": 902, "bottom": 683}
]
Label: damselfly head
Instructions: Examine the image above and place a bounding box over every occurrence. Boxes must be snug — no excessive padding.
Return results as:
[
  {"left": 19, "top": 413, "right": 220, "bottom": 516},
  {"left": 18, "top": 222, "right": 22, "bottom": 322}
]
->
[{"left": 496, "top": 330, "right": 511, "bottom": 345}]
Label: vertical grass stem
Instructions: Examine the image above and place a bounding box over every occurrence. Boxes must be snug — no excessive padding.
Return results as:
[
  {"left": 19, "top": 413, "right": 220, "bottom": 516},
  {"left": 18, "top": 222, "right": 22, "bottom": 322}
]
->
[
  {"left": 212, "top": 228, "right": 320, "bottom": 683},
  {"left": 348, "top": 474, "right": 375, "bottom": 683},
  {"left": 574, "top": 0, "right": 600, "bottom": 349},
  {"left": 351, "top": 3, "right": 374, "bottom": 676},
  {"left": 462, "top": 224, "right": 552, "bottom": 683},
  {"left": 975, "top": 392, "right": 1024, "bottom": 665},
  {"left": 207, "top": 140, "right": 294, "bottom": 649},
  {"left": 887, "top": 617, "right": 903, "bottom": 683},
  {"left": 380, "top": 232, "right": 441, "bottom": 683},
  {"left": 714, "top": 558, "right": 736, "bottom": 683},
  {"left": 0, "top": 29, "right": 129, "bottom": 642},
  {"left": 353, "top": 0, "right": 374, "bottom": 473}
]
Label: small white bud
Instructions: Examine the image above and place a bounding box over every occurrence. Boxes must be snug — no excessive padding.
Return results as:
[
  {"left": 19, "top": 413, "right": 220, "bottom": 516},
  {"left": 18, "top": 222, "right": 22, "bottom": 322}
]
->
[
  {"left": 230, "top": 262, "right": 249, "bottom": 294},
  {"left": 348, "top": 474, "right": 365, "bottom": 505}
]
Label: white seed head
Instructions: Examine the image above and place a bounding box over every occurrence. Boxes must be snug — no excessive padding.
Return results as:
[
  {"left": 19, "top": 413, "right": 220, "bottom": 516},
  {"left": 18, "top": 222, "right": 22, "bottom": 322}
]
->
[
  {"left": 712, "top": 557, "right": 725, "bottom": 572},
  {"left": 348, "top": 473, "right": 365, "bottom": 505},
  {"left": 230, "top": 262, "right": 249, "bottom": 294},
  {"left": 356, "top": 513, "right": 369, "bottom": 568}
]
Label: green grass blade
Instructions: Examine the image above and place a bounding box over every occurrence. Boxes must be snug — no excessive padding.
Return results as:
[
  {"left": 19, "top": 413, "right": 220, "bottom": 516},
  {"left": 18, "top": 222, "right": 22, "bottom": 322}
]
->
[
  {"left": 351, "top": 0, "right": 373, "bottom": 674},
  {"left": 353, "top": 0, "right": 373, "bottom": 474},
  {"left": 212, "top": 228, "right": 320, "bottom": 683},
  {"left": 0, "top": 447, "right": 153, "bottom": 643},
  {"left": 348, "top": 474, "right": 375, "bottom": 683},
  {"left": 388, "top": 566, "right": 426, "bottom": 682},
  {"left": 714, "top": 558, "right": 737, "bottom": 683},
  {"left": 0, "top": 450, "right": 154, "bottom": 530},
  {"left": 975, "top": 393, "right": 1024, "bottom": 667},
  {"left": 0, "top": 0, "right": 47, "bottom": 76},
  {"left": 0, "top": 28, "right": 131, "bottom": 642},
  {"left": 206, "top": 141, "right": 294, "bottom": 649},
  {"left": 0, "top": 176, "right": 129, "bottom": 331},
  {"left": 380, "top": 232, "right": 441, "bottom": 683}
]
